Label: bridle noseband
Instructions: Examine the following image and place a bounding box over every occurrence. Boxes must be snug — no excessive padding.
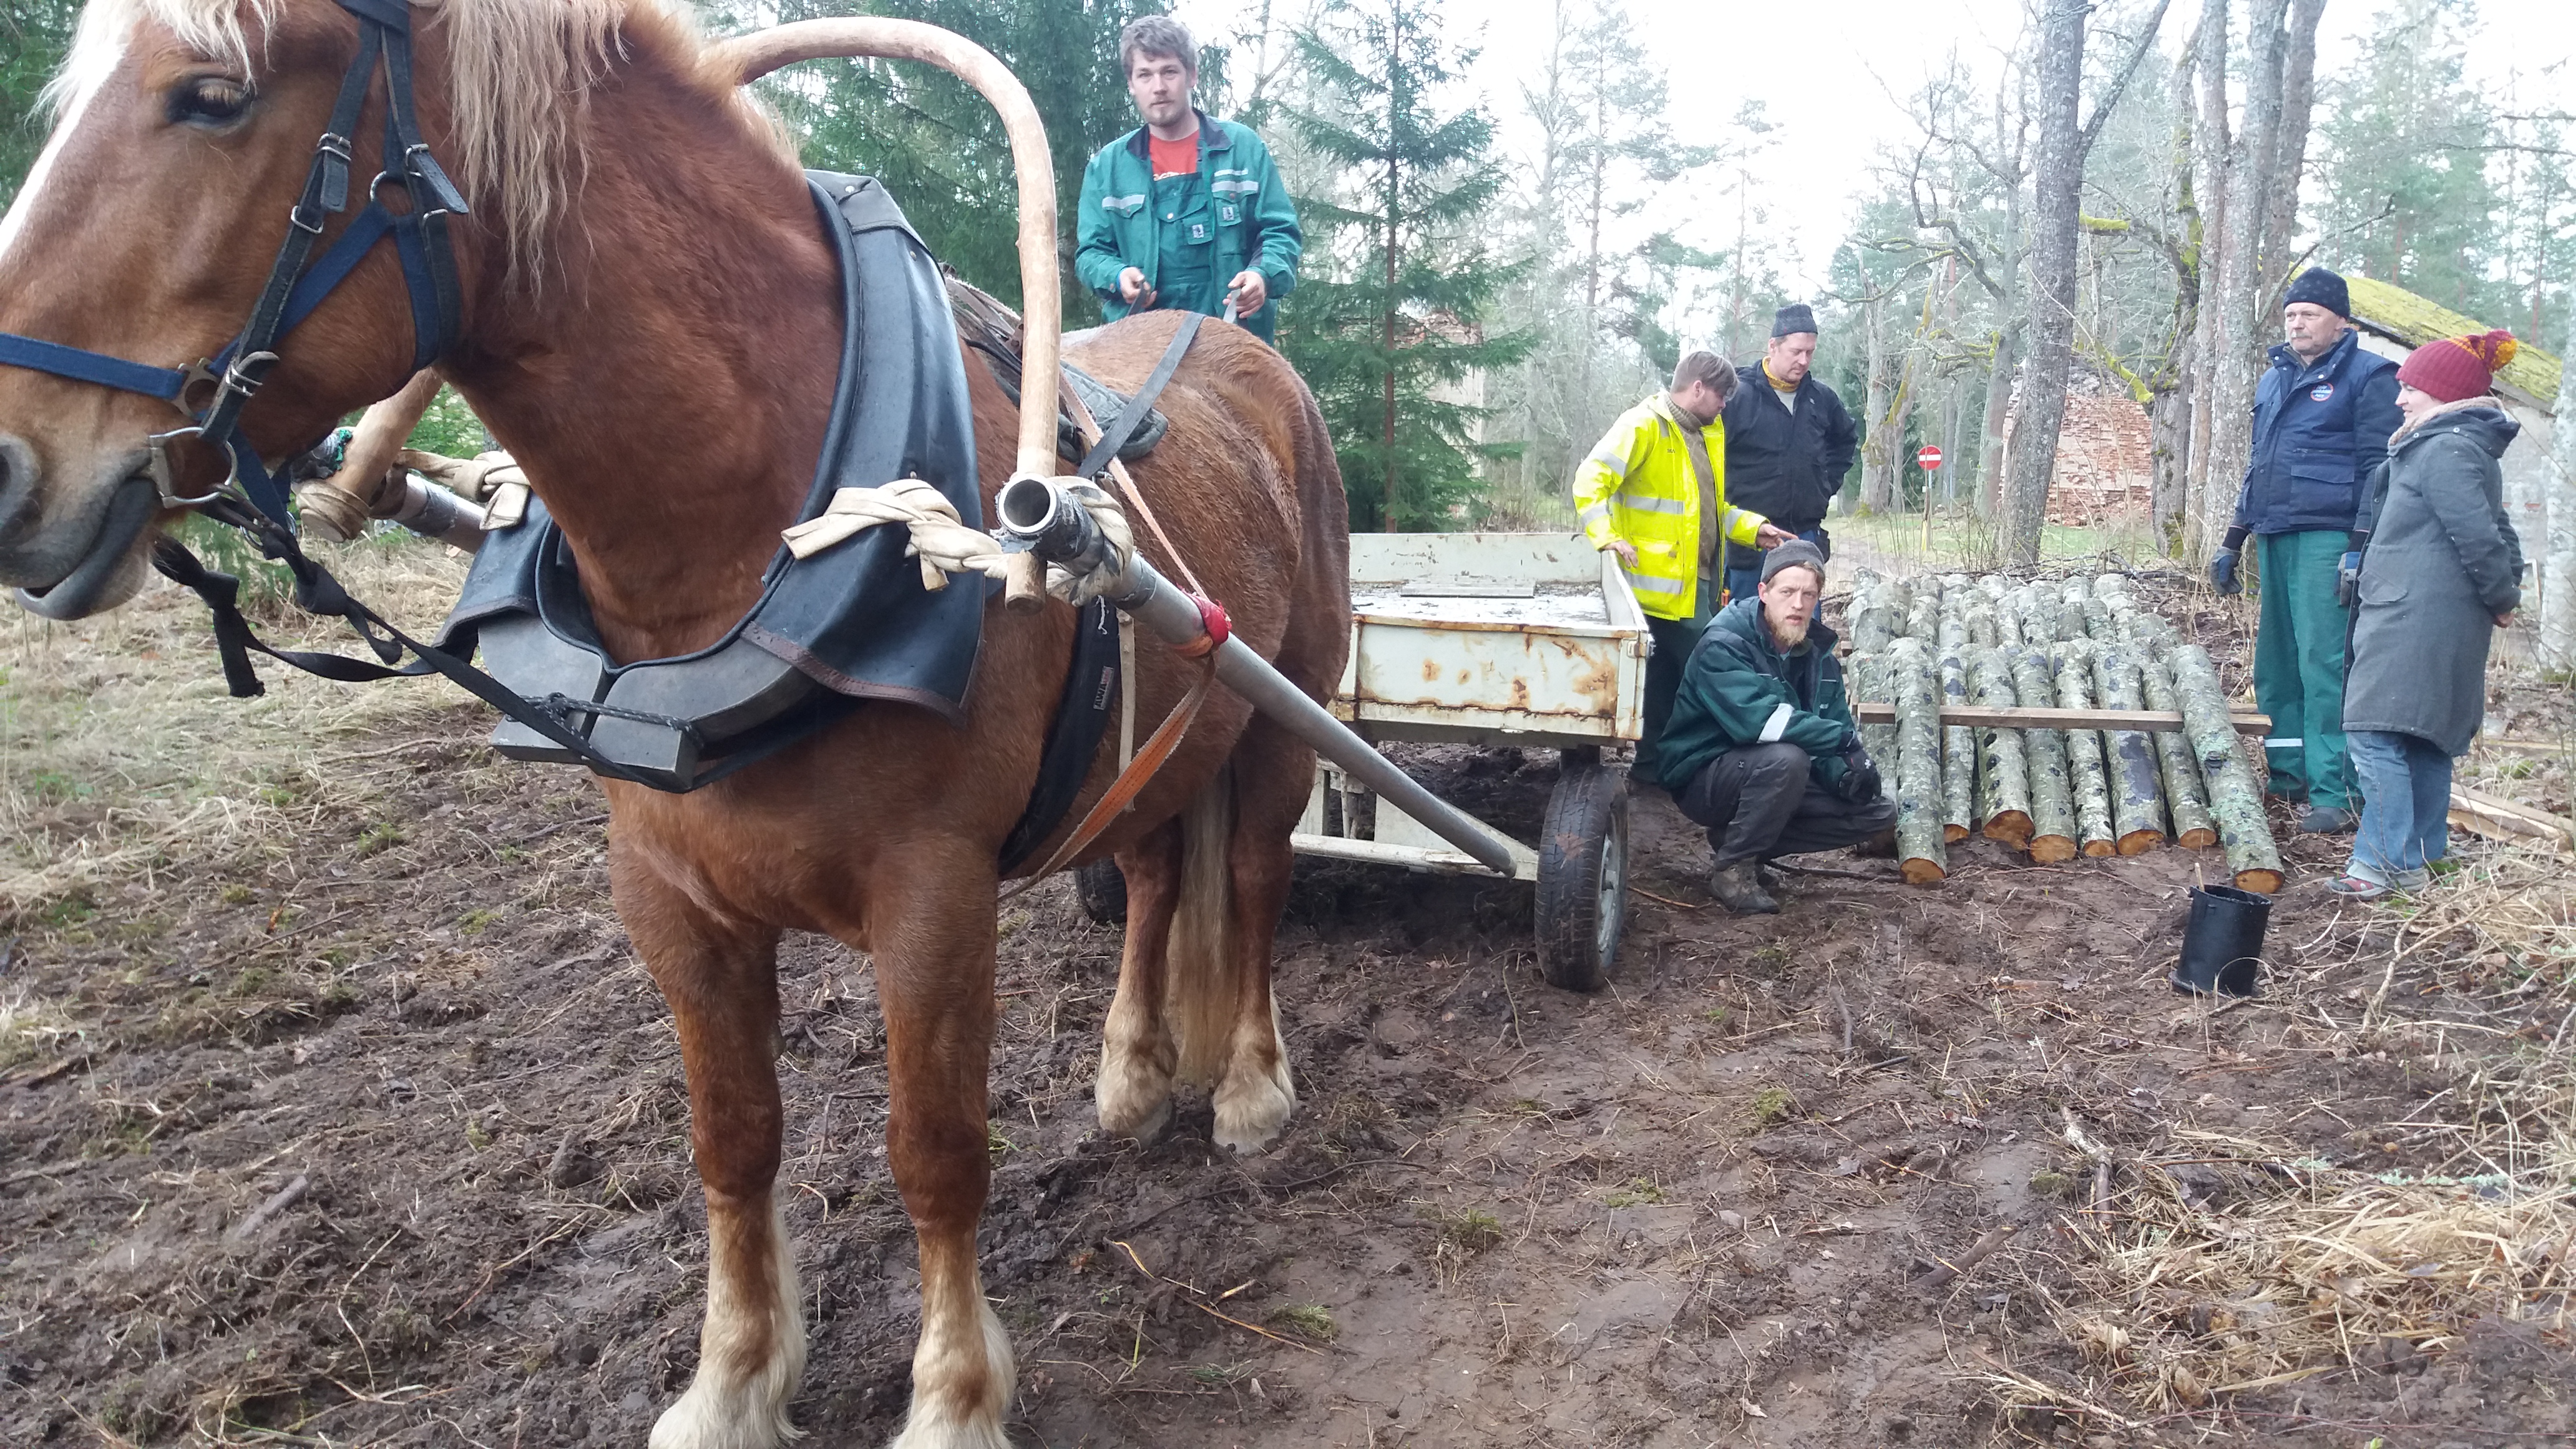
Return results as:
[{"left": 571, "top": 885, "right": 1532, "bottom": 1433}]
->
[{"left": 0, "top": 0, "right": 464, "bottom": 534}]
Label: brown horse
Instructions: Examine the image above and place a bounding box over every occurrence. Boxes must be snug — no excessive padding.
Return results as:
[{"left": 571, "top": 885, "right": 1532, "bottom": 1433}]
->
[{"left": 0, "top": 1, "right": 1349, "bottom": 1444}]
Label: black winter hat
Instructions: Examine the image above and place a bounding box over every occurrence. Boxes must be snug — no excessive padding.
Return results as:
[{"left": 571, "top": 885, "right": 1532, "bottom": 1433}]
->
[
  {"left": 2283, "top": 267, "right": 2350, "bottom": 318},
  {"left": 1771, "top": 303, "right": 1818, "bottom": 338},
  {"left": 1760, "top": 539, "right": 1827, "bottom": 585}
]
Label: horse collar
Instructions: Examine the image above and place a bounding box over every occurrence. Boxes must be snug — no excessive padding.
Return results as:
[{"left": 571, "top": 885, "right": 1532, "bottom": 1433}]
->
[{"left": 429, "top": 173, "right": 987, "bottom": 793}]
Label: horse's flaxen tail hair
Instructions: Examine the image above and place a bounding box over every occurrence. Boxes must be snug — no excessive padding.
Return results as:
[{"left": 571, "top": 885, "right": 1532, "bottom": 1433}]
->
[{"left": 1161, "top": 766, "right": 1237, "bottom": 1088}]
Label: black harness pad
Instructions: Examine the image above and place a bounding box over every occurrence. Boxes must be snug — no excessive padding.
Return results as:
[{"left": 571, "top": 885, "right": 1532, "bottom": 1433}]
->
[
  {"left": 950, "top": 280, "right": 1169, "bottom": 466},
  {"left": 998, "top": 597, "right": 1121, "bottom": 874},
  {"left": 433, "top": 172, "right": 984, "bottom": 789}
]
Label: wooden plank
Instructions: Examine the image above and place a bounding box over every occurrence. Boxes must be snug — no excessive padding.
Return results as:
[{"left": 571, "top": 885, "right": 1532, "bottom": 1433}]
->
[
  {"left": 2447, "top": 786, "right": 2575, "bottom": 851},
  {"left": 1853, "top": 702, "right": 2271, "bottom": 734}
]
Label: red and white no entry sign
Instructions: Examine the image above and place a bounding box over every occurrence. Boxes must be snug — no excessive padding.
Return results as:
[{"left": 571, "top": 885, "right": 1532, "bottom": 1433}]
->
[{"left": 1917, "top": 444, "right": 1944, "bottom": 470}]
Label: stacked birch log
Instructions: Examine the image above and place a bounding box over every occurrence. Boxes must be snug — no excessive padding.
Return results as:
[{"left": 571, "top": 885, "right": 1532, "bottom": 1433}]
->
[{"left": 1844, "top": 570, "right": 2284, "bottom": 893}]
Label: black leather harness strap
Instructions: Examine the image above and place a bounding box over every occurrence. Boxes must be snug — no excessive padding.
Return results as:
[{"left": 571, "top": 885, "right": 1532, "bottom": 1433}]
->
[{"left": 1075, "top": 313, "right": 1202, "bottom": 482}]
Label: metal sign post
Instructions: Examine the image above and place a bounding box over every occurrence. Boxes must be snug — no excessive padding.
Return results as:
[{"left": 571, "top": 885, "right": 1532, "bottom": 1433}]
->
[{"left": 1918, "top": 444, "right": 1943, "bottom": 552}]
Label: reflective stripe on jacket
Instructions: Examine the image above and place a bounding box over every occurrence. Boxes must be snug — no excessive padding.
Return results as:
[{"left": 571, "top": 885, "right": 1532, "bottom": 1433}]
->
[{"left": 1571, "top": 392, "right": 1768, "bottom": 621}]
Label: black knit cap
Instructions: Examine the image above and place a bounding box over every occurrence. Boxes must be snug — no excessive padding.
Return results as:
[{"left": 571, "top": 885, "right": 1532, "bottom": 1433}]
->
[
  {"left": 1771, "top": 303, "right": 1818, "bottom": 338},
  {"left": 2283, "top": 267, "right": 2350, "bottom": 318},
  {"left": 1760, "top": 538, "right": 1827, "bottom": 585}
]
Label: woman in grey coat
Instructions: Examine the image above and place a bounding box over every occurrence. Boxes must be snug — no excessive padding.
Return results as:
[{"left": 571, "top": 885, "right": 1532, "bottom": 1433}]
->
[{"left": 2332, "top": 330, "right": 2525, "bottom": 899}]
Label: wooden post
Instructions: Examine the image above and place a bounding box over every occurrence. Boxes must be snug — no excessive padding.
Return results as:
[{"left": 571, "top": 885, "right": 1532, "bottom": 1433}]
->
[
  {"left": 2169, "top": 644, "right": 2286, "bottom": 892},
  {"left": 2009, "top": 646, "right": 2081, "bottom": 862},
  {"left": 2137, "top": 649, "right": 2219, "bottom": 849},
  {"left": 1889, "top": 638, "right": 1949, "bottom": 884},
  {"left": 1971, "top": 646, "right": 2034, "bottom": 848},
  {"left": 2050, "top": 637, "right": 2117, "bottom": 856},
  {"left": 2091, "top": 643, "right": 2169, "bottom": 854}
]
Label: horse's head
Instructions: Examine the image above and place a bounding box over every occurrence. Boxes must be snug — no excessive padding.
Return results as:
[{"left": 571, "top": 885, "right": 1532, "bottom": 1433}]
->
[{"left": 0, "top": 0, "right": 622, "bottom": 617}]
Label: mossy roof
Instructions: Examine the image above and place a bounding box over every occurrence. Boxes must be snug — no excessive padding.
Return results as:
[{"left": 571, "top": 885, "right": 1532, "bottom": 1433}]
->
[{"left": 2345, "top": 275, "right": 2562, "bottom": 412}]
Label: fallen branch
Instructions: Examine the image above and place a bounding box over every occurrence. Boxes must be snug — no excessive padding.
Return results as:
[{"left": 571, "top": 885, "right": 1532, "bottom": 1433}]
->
[
  {"left": 228, "top": 1173, "right": 310, "bottom": 1242},
  {"left": 1919, "top": 1222, "right": 2017, "bottom": 1290}
]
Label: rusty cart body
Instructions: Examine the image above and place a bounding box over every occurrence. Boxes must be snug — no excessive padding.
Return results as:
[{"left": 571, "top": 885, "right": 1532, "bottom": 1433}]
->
[{"left": 1304, "top": 532, "right": 1649, "bottom": 990}]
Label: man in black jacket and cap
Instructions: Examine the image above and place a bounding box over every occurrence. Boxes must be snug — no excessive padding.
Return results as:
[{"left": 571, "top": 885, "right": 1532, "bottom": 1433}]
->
[{"left": 1720, "top": 303, "right": 1860, "bottom": 605}]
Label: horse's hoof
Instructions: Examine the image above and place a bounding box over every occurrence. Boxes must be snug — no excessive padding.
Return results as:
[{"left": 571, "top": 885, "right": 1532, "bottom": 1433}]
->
[
  {"left": 650, "top": 1386, "right": 794, "bottom": 1449},
  {"left": 1096, "top": 1087, "right": 1171, "bottom": 1144},
  {"left": 1211, "top": 1061, "right": 1295, "bottom": 1154},
  {"left": 1095, "top": 1050, "right": 1174, "bottom": 1143}
]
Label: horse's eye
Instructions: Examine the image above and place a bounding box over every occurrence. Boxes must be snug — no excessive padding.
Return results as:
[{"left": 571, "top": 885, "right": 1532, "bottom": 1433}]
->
[{"left": 168, "top": 77, "right": 252, "bottom": 128}]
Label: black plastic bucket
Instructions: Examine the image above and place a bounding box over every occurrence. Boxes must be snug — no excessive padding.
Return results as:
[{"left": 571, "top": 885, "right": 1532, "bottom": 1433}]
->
[{"left": 2172, "top": 885, "right": 2270, "bottom": 997}]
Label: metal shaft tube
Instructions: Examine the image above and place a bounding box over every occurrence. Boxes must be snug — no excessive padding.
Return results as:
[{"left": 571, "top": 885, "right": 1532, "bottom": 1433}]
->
[{"left": 1113, "top": 555, "right": 1518, "bottom": 876}]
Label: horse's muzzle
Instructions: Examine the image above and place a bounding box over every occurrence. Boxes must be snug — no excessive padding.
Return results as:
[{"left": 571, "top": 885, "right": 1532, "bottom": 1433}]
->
[{"left": 11, "top": 473, "right": 159, "bottom": 619}]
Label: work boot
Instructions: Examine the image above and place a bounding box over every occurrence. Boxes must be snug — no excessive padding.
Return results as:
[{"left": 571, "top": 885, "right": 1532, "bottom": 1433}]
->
[
  {"left": 2299, "top": 804, "right": 2356, "bottom": 834},
  {"left": 1709, "top": 860, "right": 1778, "bottom": 915},
  {"left": 1854, "top": 827, "right": 1898, "bottom": 859}
]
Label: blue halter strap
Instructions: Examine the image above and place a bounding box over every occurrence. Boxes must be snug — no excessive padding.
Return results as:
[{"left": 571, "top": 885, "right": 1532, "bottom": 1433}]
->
[{"left": 0, "top": 0, "right": 466, "bottom": 533}]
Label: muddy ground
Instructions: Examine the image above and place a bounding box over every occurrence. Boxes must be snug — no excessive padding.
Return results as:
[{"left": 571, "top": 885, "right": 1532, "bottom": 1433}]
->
[{"left": 3, "top": 568, "right": 2571, "bottom": 1447}]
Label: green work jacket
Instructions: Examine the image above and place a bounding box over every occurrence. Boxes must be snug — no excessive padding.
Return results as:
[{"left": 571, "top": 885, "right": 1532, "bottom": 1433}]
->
[
  {"left": 1657, "top": 600, "right": 1856, "bottom": 793},
  {"left": 1075, "top": 111, "right": 1301, "bottom": 343}
]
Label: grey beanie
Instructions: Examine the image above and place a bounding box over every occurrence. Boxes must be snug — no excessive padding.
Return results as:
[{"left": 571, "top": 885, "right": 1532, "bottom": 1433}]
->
[
  {"left": 1771, "top": 303, "right": 1818, "bottom": 338},
  {"left": 1759, "top": 538, "right": 1827, "bottom": 585}
]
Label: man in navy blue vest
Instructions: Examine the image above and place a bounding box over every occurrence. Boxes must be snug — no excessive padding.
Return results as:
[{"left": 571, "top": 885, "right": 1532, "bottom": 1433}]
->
[{"left": 2207, "top": 267, "right": 2402, "bottom": 832}]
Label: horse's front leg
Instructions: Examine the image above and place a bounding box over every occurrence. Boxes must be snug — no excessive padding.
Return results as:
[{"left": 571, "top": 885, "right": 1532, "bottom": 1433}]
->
[
  {"left": 869, "top": 854, "right": 1013, "bottom": 1448},
  {"left": 618, "top": 852, "right": 803, "bottom": 1449}
]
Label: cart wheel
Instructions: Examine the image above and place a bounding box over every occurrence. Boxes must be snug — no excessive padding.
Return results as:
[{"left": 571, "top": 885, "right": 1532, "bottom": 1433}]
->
[
  {"left": 1536, "top": 754, "right": 1631, "bottom": 992},
  {"left": 1074, "top": 858, "right": 1128, "bottom": 924}
]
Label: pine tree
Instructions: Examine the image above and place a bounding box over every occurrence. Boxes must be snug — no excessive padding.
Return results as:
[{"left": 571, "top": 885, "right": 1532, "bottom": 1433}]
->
[
  {"left": 2315, "top": 0, "right": 2502, "bottom": 313},
  {"left": 1, "top": 0, "right": 80, "bottom": 206},
  {"left": 1281, "top": 0, "right": 1531, "bottom": 532}
]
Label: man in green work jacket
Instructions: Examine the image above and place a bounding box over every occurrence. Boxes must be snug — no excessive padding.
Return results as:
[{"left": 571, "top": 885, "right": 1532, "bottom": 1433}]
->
[{"left": 1076, "top": 16, "right": 1301, "bottom": 343}]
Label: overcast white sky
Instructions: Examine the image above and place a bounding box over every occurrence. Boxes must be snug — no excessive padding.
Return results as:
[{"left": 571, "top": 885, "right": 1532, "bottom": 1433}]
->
[{"left": 1173, "top": 0, "right": 2576, "bottom": 304}]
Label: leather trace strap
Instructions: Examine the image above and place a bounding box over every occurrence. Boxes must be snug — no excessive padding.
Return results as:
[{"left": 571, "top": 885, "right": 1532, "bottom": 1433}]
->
[
  {"left": 1001, "top": 650, "right": 1217, "bottom": 900},
  {"left": 0, "top": 0, "right": 466, "bottom": 533},
  {"left": 144, "top": 501, "right": 794, "bottom": 791},
  {"left": 1074, "top": 312, "right": 1200, "bottom": 481}
]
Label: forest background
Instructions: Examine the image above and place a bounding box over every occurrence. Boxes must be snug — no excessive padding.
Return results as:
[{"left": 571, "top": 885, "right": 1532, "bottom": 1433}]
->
[{"left": 3, "top": 0, "right": 2572, "bottom": 658}]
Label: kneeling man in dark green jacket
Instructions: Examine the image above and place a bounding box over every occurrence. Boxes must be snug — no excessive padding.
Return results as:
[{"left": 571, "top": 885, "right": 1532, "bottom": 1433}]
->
[{"left": 1659, "top": 540, "right": 1896, "bottom": 914}]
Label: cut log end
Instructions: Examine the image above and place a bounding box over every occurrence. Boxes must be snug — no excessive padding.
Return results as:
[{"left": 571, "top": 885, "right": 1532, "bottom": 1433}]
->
[
  {"left": 2114, "top": 830, "right": 2165, "bottom": 856},
  {"left": 1981, "top": 811, "right": 2034, "bottom": 849},
  {"left": 1942, "top": 824, "right": 1969, "bottom": 844},
  {"left": 2028, "top": 835, "right": 2079, "bottom": 864},
  {"left": 2175, "top": 826, "right": 2218, "bottom": 851},
  {"left": 2081, "top": 839, "right": 2117, "bottom": 859},
  {"left": 2232, "top": 867, "right": 2285, "bottom": 895},
  {"left": 1900, "top": 857, "right": 1948, "bottom": 886}
]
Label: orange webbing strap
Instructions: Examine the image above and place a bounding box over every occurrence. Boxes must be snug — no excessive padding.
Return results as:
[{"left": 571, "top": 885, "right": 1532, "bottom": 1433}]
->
[
  {"left": 1056, "top": 375, "right": 1206, "bottom": 598},
  {"left": 998, "top": 653, "right": 1216, "bottom": 900}
]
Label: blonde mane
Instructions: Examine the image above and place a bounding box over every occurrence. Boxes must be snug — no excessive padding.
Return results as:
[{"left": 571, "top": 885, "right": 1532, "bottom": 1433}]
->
[{"left": 51, "top": 0, "right": 736, "bottom": 283}]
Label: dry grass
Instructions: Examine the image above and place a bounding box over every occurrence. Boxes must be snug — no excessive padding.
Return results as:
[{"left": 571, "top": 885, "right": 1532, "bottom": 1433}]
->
[
  {"left": 0, "top": 534, "right": 472, "bottom": 922},
  {"left": 2004, "top": 829, "right": 2576, "bottom": 1427}
]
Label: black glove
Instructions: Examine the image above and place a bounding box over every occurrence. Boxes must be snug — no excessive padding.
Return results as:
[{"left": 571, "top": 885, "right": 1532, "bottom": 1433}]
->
[
  {"left": 1835, "top": 736, "right": 1882, "bottom": 805},
  {"left": 2208, "top": 549, "right": 2241, "bottom": 595}
]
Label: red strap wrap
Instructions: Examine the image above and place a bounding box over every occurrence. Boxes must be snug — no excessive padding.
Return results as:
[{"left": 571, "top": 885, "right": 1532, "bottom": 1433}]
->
[{"left": 1173, "top": 593, "right": 1231, "bottom": 659}]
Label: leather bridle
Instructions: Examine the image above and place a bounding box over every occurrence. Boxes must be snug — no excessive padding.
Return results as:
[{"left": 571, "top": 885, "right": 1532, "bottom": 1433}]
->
[{"left": 0, "top": 0, "right": 465, "bottom": 534}]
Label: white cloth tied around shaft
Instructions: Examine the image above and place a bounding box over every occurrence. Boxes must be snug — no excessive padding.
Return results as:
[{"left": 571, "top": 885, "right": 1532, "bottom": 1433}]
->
[{"left": 779, "top": 476, "right": 1136, "bottom": 603}]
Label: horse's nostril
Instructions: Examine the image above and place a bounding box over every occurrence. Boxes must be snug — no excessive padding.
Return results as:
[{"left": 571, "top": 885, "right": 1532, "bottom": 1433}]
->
[{"left": 0, "top": 434, "right": 41, "bottom": 544}]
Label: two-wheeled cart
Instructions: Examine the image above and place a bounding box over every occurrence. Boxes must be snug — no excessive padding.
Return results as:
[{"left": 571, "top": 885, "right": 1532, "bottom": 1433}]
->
[
  {"left": 1300, "top": 533, "right": 1647, "bottom": 990},
  {"left": 1076, "top": 532, "right": 1647, "bottom": 990}
]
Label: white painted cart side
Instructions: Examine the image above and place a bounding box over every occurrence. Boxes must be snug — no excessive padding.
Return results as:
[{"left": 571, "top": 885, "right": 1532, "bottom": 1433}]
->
[{"left": 1290, "top": 532, "right": 1650, "bottom": 992}]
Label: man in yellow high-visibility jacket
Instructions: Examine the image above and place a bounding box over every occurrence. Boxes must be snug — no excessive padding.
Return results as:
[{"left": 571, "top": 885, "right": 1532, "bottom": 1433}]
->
[{"left": 1575, "top": 350, "right": 1793, "bottom": 781}]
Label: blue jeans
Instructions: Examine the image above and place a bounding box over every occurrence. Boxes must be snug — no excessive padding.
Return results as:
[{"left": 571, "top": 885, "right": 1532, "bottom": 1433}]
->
[
  {"left": 2346, "top": 729, "right": 2452, "bottom": 886},
  {"left": 1722, "top": 527, "right": 1828, "bottom": 608}
]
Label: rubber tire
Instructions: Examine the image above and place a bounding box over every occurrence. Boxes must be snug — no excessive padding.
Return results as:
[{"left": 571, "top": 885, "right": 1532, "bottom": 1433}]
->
[
  {"left": 1536, "top": 754, "right": 1631, "bottom": 992},
  {"left": 1073, "top": 858, "right": 1128, "bottom": 924}
]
